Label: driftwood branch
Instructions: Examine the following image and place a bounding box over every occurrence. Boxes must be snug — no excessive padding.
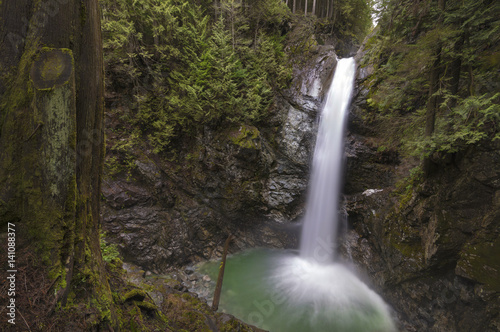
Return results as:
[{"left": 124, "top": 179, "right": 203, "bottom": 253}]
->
[{"left": 212, "top": 234, "right": 233, "bottom": 311}]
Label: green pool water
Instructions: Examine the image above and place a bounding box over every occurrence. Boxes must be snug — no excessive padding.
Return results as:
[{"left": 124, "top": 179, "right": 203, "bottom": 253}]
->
[{"left": 197, "top": 248, "right": 396, "bottom": 332}]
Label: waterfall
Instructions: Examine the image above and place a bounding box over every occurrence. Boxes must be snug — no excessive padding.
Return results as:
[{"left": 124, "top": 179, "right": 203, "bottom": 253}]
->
[
  {"left": 300, "top": 57, "right": 356, "bottom": 261},
  {"left": 197, "top": 57, "right": 396, "bottom": 332}
]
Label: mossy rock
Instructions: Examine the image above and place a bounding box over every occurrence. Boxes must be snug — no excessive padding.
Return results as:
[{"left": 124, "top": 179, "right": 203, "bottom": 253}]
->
[
  {"left": 383, "top": 210, "right": 425, "bottom": 265},
  {"left": 456, "top": 235, "right": 500, "bottom": 292},
  {"left": 136, "top": 301, "right": 157, "bottom": 314},
  {"left": 227, "top": 124, "right": 261, "bottom": 149},
  {"left": 217, "top": 313, "right": 263, "bottom": 332},
  {"left": 123, "top": 289, "right": 147, "bottom": 303}
]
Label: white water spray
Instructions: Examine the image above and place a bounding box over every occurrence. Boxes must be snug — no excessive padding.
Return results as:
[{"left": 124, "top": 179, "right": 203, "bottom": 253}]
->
[{"left": 300, "top": 57, "right": 355, "bottom": 261}]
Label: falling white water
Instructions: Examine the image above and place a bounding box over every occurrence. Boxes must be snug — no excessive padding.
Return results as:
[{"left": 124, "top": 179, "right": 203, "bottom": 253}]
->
[
  {"left": 196, "top": 57, "right": 396, "bottom": 332},
  {"left": 300, "top": 57, "right": 356, "bottom": 261}
]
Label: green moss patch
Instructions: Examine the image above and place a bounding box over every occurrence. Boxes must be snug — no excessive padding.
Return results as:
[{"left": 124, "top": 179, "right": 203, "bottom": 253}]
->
[
  {"left": 136, "top": 301, "right": 157, "bottom": 313},
  {"left": 457, "top": 235, "right": 500, "bottom": 292},
  {"left": 227, "top": 124, "right": 261, "bottom": 149},
  {"left": 30, "top": 48, "right": 73, "bottom": 89},
  {"left": 123, "top": 289, "right": 147, "bottom": 303}
]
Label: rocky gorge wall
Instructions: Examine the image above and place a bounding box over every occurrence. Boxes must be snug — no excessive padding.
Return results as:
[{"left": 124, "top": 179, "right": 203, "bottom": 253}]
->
[
  {"left": 340, "top": 50, "right": 500, "bottom": 331},
  {"left": 101, "top": 45, "right": 338, "bottom": 272},
  {"left": 102, "top": 42, "right": 499, "bottom": 331}
]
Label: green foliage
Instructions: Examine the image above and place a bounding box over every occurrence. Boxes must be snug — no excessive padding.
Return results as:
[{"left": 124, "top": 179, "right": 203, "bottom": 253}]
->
[
  {"left": 283, "top": 0, "right": 373, "bottom": 45},
  {"left": 415, "top": 93, "right": 500, "bottom": 155},
  {"left": 286, "top": 15, "right": 319, "bottom": 60},
  {"left": 106, "top": 130, "right": 139, "bottom": 178},
  {"left": 105, "top": 156, "right": 121, "bottom": 178},
  {"left": 100, "top": 232, "right": 121, "bottom": 263},
  {"left": 401, "top": 166, "right": 423, "bottom": 192},
  {"left": 393, "top": 166, "right": 423, "bottom": 209},
  {"left": 336, "top": 0, "right": 374, "bottom": 41},
  {"left": 363, "top": 0, "right": 500, "bottom": 159},
  {"left": 367, "top": 27, "right": 455, "bottom": 114},
  {"left": 101, "top": 0, "right": 292, "bottom": 152},
  {"left": 100, "top": 0, "right": 373, "bottom": 153}
]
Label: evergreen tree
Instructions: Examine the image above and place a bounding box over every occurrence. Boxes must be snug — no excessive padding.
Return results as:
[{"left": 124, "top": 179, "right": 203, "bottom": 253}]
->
[
  {"left": 102, "top": 0, "right": 292, "bottom": 152},
  {"left": 364, "top": 0, "right": 500, "bottom": 165}
]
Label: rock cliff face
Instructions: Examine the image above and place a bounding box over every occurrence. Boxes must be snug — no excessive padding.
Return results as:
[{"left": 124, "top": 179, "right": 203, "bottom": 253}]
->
[
  {"left": 342, "top": 51, "right": 500, "bottom": 331},
  {"left": 101, "top": 46, "right": 337, "bottom": 272},
  {"left": 103, "top": 43, "right": 499, "bottom": 331}
]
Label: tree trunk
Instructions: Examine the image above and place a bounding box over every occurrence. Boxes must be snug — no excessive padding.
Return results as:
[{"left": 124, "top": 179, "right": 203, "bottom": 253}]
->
[
  {"left": 423, "top": 46, "right": 441, "bottom": 177},
  {"left": 425, "top": 52, "right": 441, "bottom": 137},
  {"left": 424, "top": 0, "right": 446, "bottom": 137},
  {"left": 332, "top": 0, "right": 338, "bottom": 23},
  {"left": 0, "top": 0, "right": 113, "bottom": 327},
  {"left": 305, "top": 0, "right": 308, "bottom": 16},
  {"left": 312, "top": 0, "right": 317, "bottom": 15},
  {"left": 423, "top": 0, "right": 446, "bottom": 177},
  {"left": 448, "top": 34, "right": 464, "bottom": 109}
]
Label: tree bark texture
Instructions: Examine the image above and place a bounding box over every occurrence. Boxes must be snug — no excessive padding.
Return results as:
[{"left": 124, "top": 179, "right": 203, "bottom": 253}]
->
[
  {"left": 0, "top": 0, "right": 113, "bottom": 325},
  {"left": 284, "top": 0, "right": 348, "bottom": 18}
]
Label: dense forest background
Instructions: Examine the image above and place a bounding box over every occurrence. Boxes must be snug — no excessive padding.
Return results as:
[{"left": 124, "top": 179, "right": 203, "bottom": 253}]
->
[
  {"left": 100, "top": 0, "right": 372, "bottom": 153},
  {"left": 362, "top": 0, "right": 499, "bottom": 170},
  {"left": 1, "top": 0, "right": 499, "bottom": 330}
]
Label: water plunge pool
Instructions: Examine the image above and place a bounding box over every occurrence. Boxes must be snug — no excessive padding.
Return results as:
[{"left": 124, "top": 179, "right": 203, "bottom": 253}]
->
[{"left": 196, "top": 248, "right": 396, "bottom": 332}]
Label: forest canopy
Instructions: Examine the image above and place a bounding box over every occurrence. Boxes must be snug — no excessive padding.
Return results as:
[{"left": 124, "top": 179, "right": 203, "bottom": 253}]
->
[
  {"left": 362, "top": 0, "right": 500, "bottom": 161},
  {"left": 100, "top": 0, "right": 374, "bottom": 152}
]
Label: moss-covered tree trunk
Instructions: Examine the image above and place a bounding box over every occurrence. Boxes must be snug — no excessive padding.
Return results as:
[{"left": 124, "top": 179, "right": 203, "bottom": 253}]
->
[
  {"left": 423, "top": 0, "right": 446, "bottom": 177},
  {"left": 0, "top": 0, "right": 114, "bottom": 327}
]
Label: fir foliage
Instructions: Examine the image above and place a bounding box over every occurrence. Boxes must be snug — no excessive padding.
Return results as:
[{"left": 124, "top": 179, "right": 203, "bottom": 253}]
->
[
  {"left": 101, "top": 0, "right": 373, "bottom": 152},
  {"left": 364, "top": 0, "right": 500, "bottom": 159},
  {"left": 101, "top": 0, "right": 292, "bottom": 152}
]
